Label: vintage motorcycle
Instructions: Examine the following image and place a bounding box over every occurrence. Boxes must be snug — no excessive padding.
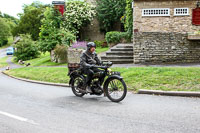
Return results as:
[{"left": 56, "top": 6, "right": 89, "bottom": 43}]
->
[{"left": 68, "top": 62, "right": 127, "bottom": 102}]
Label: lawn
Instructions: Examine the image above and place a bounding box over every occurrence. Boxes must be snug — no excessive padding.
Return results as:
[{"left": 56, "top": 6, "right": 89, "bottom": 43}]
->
[
  {"left": 19, "top": 52, "right": 67, "bottom": 67},
  {"left": 0, "top": 56, "right": 8, "bottom": 68},
  {"left": 5, "top": 67, "right": 200, "bottom": 92},
  {"left": 96, "top": 47, "right": 109, "bottom": 54}
]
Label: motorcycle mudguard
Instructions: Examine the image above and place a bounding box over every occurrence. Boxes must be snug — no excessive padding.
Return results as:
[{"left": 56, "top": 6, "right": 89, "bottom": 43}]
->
[
  {"left": 103, "top": 75, "right": 123, "bottom": 90},
  {"left": 69, "top": 74, "right": 85, "bottom": 86}
]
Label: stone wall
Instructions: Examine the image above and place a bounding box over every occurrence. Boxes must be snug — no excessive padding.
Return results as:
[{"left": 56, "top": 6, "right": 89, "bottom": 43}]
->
[
  {"left": 134, "top": 32, "right": 200, "bottom": 63},
  {"left": 133, "top": 0, "right": 200, "bottom": 33}
]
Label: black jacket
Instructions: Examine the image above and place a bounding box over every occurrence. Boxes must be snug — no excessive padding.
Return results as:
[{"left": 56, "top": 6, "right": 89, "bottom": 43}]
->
[{"left": 80, "top": 50, "right": 101, "bottom": 68}]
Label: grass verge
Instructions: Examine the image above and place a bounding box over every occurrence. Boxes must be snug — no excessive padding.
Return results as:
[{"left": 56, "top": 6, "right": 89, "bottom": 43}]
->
[
  {"left": 96, "top": 47, "right": 109, "bottom": 54},
  {"left": 0, "top": 56, "right": 8, "bottom": 68},
  {"left": 13, "top": 52, "right": 67, "bottom": 67},
  {"left": 4, "top": 67, "right": 200, "bottom": 92},
  {"left": 5, "top": 67, "right": 69, "bottom": 84}
]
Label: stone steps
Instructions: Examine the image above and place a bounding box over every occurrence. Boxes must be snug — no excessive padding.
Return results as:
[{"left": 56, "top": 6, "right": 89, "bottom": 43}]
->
[
  {"left": 101, "top": 56, "right": 133, "bottom": 60},
  {"left": 100, "top": 43, "right": 134, "bottom": 64},
  {"left": 111, "top": 48, "right": 133, "bottom": 51}
]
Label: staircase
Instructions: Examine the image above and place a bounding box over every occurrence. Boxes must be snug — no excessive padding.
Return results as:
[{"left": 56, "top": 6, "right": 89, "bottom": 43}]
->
[{"left": 100, "top": 43, "right": 134, "bottom": 64}]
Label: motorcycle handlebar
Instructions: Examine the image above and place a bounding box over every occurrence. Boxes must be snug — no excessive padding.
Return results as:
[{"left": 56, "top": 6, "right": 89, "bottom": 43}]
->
[{"left": 93, "top": 65, "right": 108, "bottom": 69}]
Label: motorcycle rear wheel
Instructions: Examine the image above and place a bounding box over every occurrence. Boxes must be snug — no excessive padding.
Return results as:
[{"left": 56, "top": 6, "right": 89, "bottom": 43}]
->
[
  {"left": 105, "top": 77, "right": 127, "bottom": 102},
  {"left": 71, "top": 76, "right": 85, "bottom": 97}
]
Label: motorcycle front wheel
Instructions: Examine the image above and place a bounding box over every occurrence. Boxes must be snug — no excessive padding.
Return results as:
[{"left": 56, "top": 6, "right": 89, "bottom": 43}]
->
[
  {"left": 105, "top": 77, "right": 127, "bottom": 102},
  {"left": 71, "top": 76, "right": 85, "bottom": 97}
]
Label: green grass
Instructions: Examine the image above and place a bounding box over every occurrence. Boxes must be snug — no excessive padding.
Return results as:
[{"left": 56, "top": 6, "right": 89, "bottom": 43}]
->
[
  {"left": 5, "top": 67, "right": 69, "bottom": 84},
  {"left": 0, "top": 56, "right": 8, "bottom": 68},
  {"left": 112, "top": 67, "right": 200, "bottom": 92},
  {"left": 5, "top": 67, "right": 200, "bottom": 92},
  {"left": 96, "top": 47, "right": 109, "bottom": 54},
  {"left": 13, "top": 52, "right": 67, "bottom": 67}
]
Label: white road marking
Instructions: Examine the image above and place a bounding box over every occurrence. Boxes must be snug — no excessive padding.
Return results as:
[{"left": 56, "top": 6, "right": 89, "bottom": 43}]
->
[{"left": 0, "top": 111, "right": 39, "bottom": 125}]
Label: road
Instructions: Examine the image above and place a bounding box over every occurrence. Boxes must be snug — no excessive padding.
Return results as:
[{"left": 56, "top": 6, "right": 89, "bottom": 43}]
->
[
  {"left": 0, "top": 72, "right": 200, "bottom": 133},
  {"left": 0, "top": 48, "right": 7, "bottom": 58}
]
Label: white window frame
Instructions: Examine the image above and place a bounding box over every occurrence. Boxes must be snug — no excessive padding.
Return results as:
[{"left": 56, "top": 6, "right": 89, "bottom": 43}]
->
[
  {"left": 174, "top": 8, "right": 189, "bottom": 16},
  {"left": 142, "top": 8, "right": 170, "bottom": 17}
]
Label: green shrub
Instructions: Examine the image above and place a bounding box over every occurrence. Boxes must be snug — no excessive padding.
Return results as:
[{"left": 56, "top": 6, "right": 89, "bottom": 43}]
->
[
  {"left": 94, "top": 40, "right": 108, "bottom": 48},
  {"left": 62, "top": 1, "right": 96, "bottom": 36},
  {"left": 124, "top": 0, "right": 133, "bottom": 37},
  {"left": 105, "top": 31, "right": 130, "bottom": 45},
  {"left": 96, "top": 0, "right": 126, "bottom": 33},
  {"left": 39, "top": 7, "right": 76, "bottom": 53},
  {"left": 53, "top": 45, "right": 68, "bottom": 63},
  {"left": 14, "top": 34, "right": 40, "bottom": 61},
  {"left": 0, "top": 18, "right": 11, "bottom": 47}
]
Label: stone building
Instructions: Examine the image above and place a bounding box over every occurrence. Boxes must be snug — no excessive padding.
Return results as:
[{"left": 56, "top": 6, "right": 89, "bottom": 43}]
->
[{"left": 133, "top": 0, "right": 200, "bottom": 63}]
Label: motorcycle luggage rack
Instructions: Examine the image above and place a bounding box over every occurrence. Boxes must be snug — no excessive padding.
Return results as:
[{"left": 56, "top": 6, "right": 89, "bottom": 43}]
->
[{"left": 68, "top": 63, "right": 80, "bottom": 75}]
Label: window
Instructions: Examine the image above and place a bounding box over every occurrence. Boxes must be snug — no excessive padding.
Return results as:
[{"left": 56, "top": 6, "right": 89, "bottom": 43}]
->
[
  {"left": 142, "top": 8, "right": 170, "bottom": 16},
  {"left": 174, "top": 8, "right": 189, "bottom": 16}
]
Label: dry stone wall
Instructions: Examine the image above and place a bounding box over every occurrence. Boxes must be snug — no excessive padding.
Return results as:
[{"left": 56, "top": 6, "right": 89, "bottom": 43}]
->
[
  {"left": 133, "top": 0, "right": 200, "bottom": 63},
  {"left": 134, "top": 32, "right": 200, "bottom": 63}
]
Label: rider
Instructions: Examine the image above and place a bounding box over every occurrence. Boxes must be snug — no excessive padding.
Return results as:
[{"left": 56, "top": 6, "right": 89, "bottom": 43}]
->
[{"left": 80, "top": 42, "right": 102, "bottom": 93}]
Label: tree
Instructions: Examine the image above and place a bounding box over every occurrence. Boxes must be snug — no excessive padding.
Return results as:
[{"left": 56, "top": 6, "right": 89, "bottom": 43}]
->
[
  {"left": 12, "top": 2, "right": 48, "bottom": 40},
  {"left": 38, "top": 7, "right": 76, "bottom": 53},
  {"left": 62, "top": 1, "right": 96, "bottom": 36},
  {"left": 96, "top": 0, "right": 126, "bottom": 33},
  {"left": 0, "top": 18, "right": 11, "bottom": 46},
  {"left": 14, "top": 34, "right": 40, "bottom": 61}
]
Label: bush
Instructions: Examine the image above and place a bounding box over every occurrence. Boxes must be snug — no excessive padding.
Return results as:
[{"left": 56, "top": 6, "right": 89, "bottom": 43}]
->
[
  {"left": 0, "top": 39, "right": 8, "bottom": 47},
  {"left": 94, "top": 40, "right": 108, "bottom": 48},
  {"left": 71, "top": 41, "right": 87, "bottom": 50},
  {"left": 62, "top": 1, "right": 96, "bottom": 36},
  {"left": 39, "top": 7, "right": 76, "bottom": 53},
  {"left": 105, "top": 31, "right": 130, "bottom": 46},
  {"left": 53, "top": 45, "right": 68, "bottom": 63},
  {"left": 97, "top": 0, "right": 126, "bottom": 33},
  {"left": 0, "top": 18, "right": 11, "bottom": 47},
  {"left": 14, "top": 34, "right": 40, "bottom": 61}
]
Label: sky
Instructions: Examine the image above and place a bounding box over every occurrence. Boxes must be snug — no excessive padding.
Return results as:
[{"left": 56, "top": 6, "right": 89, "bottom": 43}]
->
[{"left": 0, "top": 0, "right": 62, "bottom": 18}]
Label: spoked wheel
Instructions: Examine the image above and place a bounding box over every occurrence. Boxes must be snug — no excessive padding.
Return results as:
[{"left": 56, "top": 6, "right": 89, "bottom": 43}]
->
[
  {"left": 71, "top": 76, "right": 85, "bottom": 97},
  {"left": 105, "top": 77, "right": 127, "bottom": 102}
]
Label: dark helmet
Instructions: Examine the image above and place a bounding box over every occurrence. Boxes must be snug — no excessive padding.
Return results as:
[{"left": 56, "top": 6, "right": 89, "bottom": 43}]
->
[{"left": 87, "top": 42, "right": 96, "bottom": 50}]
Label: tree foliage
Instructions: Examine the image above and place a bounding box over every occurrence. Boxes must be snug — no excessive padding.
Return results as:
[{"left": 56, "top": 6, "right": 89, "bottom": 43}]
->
[
  {"left": 38, "top": 7, "right": 76, "bottom": 53},
  {"left": 96, "top": 0, "right": 126, "bottom": 33},
  {"left": 0, "top": 17, "right": 11, "bottom": 46},
  {"left": 62, "top": 1, "right": 96, "bottom": 36},
  {"left": 14, "top": 34, "right": 40, "bottom": 61},
  {"left": 12, "top": 2, "right": 48, "bottom": 40},
  {"left": 124, "top": 0, "right": 133, "bottom": 37}
]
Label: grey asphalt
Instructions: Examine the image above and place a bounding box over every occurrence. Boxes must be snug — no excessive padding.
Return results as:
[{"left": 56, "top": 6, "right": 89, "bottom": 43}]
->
[
  {"left": 0, "top": 72, "right": 200, "bottom": 133},
  {"left": 0, "top": 48, "right": 7, "bottom": 58}
]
